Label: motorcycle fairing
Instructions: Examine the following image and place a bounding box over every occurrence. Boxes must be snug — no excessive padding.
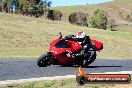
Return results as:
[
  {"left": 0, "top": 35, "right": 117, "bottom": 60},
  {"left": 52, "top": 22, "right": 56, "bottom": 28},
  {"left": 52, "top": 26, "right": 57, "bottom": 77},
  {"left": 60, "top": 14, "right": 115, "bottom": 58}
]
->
[
  {"left": 49, "top": 38, "right": 82, "bottom": 64},
  {"left": 91, "top": 39, "right": 103, "bottom": 51}
]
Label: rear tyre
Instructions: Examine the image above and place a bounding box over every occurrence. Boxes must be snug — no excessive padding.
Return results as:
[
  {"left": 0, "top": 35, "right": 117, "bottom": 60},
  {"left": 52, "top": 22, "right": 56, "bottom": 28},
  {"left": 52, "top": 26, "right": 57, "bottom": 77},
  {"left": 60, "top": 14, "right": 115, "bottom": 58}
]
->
[
  {"left": 82, "top": 51, "right": 96, "bottom": 67},
  {"left": 37, "top": 52, "right": 53, "bottom": 67},
  {"left": 87, "top": 51, "right": 96, "bottom": 65}
]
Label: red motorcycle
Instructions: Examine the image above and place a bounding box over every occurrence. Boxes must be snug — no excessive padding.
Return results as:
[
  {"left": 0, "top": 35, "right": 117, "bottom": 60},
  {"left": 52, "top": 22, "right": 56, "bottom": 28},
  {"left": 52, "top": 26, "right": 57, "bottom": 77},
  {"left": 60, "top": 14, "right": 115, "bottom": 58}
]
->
[{"left": 37, "top": 33, "right": 103, "bottom": 67}]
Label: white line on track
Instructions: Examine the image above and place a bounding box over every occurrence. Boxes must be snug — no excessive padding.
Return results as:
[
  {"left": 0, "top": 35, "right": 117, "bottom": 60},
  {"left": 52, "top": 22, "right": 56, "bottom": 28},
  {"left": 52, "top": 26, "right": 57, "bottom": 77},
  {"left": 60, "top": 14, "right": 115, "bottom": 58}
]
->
[
  {"left": 0, "top": 71, "right": 132, "bottom": 85},
  {"left": 0, "top": 75, "right": 76, "bottom": 85}
]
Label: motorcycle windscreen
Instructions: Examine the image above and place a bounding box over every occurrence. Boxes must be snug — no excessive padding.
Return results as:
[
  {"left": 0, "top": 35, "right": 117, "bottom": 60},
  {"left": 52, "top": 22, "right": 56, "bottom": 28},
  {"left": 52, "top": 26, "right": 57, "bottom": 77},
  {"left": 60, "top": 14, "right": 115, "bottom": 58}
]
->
[
  {"left": 49, "top": 40, "right": 71, "bottom": 55},
  {"left": 55, "top": 40, "right": 71, "bottom": 48}
]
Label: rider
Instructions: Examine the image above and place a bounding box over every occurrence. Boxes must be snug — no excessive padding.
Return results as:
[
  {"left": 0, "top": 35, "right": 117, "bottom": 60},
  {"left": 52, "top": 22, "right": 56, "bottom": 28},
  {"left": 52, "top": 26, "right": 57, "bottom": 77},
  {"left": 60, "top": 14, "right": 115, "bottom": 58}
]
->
[{"left": 65, "top": 31, "right": 94, "bottom": 66}]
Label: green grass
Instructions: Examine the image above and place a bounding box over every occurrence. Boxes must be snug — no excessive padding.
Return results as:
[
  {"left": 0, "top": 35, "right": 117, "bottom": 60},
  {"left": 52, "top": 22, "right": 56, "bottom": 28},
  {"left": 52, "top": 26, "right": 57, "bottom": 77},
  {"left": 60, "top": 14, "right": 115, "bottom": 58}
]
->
[
  {"left": 0, "top": 12, "right": 132, "bottom": 59},
  {"left": 0, "top": 79, "right": 101, "bottom": 88},
  {"left": 0, "top": 48, "right": 44, "bottom": 58},
  {"left": 1, "top": 78, "right": 132, "bottom": 88}
]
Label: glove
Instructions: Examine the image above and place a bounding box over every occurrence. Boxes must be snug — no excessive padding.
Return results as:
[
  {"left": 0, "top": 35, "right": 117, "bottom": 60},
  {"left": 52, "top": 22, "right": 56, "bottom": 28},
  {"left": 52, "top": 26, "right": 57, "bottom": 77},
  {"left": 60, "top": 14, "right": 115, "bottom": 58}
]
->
[
  {"left": 66, "top": 53, "right": 75, "bottom": 58},
  {"left": 66, "top": 53, "right": 71, "bottom": 57}
]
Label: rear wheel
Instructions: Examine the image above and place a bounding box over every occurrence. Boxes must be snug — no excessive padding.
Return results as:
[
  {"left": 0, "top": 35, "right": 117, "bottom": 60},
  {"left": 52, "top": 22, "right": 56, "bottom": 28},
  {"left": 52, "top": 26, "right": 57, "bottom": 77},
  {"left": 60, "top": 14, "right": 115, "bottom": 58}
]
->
[
  {"left": 82, "top": 51, "right": 96, "bottom": 67},
  {"left": 37, "top": 52, "right": 53, "bottom": 67}
]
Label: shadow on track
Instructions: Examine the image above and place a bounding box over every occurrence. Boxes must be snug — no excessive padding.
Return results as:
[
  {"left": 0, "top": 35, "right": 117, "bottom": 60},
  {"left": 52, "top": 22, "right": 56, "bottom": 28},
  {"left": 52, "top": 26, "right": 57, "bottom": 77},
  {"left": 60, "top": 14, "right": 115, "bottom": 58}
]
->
[
  {"left": 87, "top": 65, "right": 122, "bottom": 68},
  {"left": 58, "top": 65, "right": 122, "bottom": 68}
]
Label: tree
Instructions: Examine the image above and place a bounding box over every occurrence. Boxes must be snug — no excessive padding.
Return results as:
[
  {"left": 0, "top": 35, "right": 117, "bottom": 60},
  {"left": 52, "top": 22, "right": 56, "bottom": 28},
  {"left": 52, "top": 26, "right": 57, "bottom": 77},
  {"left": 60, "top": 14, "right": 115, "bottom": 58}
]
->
[
  {"left": 90, "top": 9, "right": 108, "bottom": 30},
  {"left": 0, "top": 0, "right": 2, "bottom": 11},
  {"left": 108, "top": 18, "right": 116, "bottom": 31},
  {"left": 0, "top": 0, "right": 52, "bottom": 18},
  {"left": 0, "top": 0, "right": 19, "bottom": 13},
  {"left": 69, "top": 12, "right": 88, "bottom": 27},
  {"left": 36, "top": 0, "right": 40, "bottom": 4},
  {"left": 47, "top": 10, "right": 62, "bottom": 21},
  {"left": 2, "top": 0, "right": 13, "bottom": 13},
  {"left": 19, "top": 0, "right": 36, "bottom": 15},
  {"left": 18, "top": 0, "right": 51, "bottom": 17}
]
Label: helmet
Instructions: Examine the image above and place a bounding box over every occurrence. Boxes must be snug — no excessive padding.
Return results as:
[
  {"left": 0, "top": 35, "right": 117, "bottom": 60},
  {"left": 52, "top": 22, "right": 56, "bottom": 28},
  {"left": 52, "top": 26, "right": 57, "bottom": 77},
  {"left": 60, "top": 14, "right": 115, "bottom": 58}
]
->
[{"left": 76, "top": 31, "right": 86, "bottom": 39}]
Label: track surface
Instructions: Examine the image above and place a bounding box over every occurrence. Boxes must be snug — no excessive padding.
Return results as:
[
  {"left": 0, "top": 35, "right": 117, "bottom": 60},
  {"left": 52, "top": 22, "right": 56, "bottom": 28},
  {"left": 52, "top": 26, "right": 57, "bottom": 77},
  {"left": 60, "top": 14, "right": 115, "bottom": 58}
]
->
[{"left": 0, "top": 58, "right": 132, "bottom": 81}]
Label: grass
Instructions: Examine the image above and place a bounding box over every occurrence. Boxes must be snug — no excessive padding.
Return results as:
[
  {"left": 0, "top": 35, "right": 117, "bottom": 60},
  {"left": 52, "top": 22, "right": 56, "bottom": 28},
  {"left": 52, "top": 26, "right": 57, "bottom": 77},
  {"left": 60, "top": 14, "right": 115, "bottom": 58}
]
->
[
  {"left": 0, "top": 12, "right": 132, "bottom": 59},
  {"left": 0, "top": 79, "right": 99, "bottom": 88},
  {"left": 52, "top": 0, "right": 132, "bottom": 31},
  {"left": 114, "top": 25, "right": 132, "bottom": 32},
  {"left": 1, "top": 78, "right": 132, "bottom": 88},
  {"left": 52, "top": 0, "right": 132, "bottom": 14},
  {"left": 113, "top": 0, "right": 132, "bottom": 8}
]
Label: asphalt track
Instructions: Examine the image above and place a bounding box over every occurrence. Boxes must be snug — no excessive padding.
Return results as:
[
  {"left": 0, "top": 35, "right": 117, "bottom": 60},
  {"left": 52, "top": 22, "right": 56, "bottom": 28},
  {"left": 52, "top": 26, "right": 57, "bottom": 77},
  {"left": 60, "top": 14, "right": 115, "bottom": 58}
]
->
[{"left": 0, "top": 58, "right": 132, "bottom": 81}]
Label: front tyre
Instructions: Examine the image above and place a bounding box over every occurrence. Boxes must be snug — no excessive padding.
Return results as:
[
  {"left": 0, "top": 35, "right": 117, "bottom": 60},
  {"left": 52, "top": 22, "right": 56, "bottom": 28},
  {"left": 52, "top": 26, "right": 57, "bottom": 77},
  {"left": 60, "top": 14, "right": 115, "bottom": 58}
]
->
[{"left": 37, "top": 52, "right": 53, "bottom": 67}]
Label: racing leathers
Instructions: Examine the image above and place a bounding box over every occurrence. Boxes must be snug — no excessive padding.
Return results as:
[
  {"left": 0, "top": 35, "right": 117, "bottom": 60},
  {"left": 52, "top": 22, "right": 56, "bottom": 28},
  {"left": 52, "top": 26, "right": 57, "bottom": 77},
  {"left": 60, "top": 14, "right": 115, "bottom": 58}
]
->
[{"left": 65, "top": 35, "right": 95, "bottom": 65}]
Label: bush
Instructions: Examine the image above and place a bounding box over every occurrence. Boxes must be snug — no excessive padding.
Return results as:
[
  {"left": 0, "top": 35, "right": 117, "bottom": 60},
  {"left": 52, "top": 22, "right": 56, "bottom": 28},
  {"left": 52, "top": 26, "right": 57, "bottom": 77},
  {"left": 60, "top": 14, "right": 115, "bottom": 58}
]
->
[
  {"left": 90, "top": 9, "right": 108, "bottom": 30},
  {"left": 28, "top": 5, "right": 44, "bottom": 18},
  {"left": 0, "top": 5, "right": 2, "bottom": 12},
  {"left": 47, "top": 10, "right": 62, "bottom": 21},
  {"left": 18, "top": 0, "right": 44, "bottom": 17},
  {"left": 126, "top": 13, "right": 132, "bottom": 22},
  {"left": 108, "top": 18, "right": 117, "bottom": 31},
  {"left": 69, "top": 12, "right": 88, "bottom": 27},
  {"left": 119, "top": 9, "right": 132, "bottom": 22}
]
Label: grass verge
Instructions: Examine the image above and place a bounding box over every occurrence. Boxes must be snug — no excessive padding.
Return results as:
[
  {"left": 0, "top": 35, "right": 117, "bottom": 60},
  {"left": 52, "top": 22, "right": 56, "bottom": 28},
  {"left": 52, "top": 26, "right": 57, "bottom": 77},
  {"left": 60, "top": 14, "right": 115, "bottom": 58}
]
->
[
  {"left": 1, "top": 78, "right": 132, "bottom": 88},
  {"left": 0, "top": 13, "right": 132, "bottom": 59}
]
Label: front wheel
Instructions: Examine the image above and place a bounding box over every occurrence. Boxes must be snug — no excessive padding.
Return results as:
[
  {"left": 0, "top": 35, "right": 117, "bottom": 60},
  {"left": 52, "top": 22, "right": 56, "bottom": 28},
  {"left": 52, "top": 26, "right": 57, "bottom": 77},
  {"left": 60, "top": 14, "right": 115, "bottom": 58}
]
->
[{"left": 37, "top": 52, "right": 53, "bottom": 67}]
